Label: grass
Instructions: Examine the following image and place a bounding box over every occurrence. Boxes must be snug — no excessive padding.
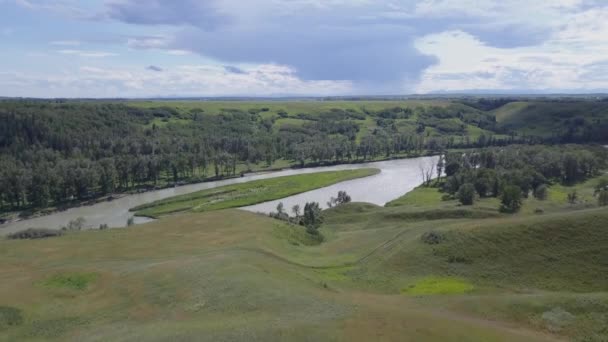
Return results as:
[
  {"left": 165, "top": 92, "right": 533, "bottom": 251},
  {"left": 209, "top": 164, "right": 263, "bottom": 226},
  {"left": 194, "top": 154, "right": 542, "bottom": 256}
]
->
[
  {"left": 385, "top": 185, "right": 445, "bottom": 207},
  {"left": 2, "top": 169, "right": 608, "bottom": 340},
  {"left": 402, "top": 277, "right": 475, "bottom": 295},
  {"left": 132, "top": 168, "right": 380, "bottom": 218},
  {"left": 42, "top": 273, "right": 98, "bottom": 291}
]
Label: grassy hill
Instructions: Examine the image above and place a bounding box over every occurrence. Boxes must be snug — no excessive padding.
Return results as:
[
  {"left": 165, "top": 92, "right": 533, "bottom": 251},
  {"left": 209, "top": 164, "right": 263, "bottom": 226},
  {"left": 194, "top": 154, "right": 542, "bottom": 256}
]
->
[{"left": 2, "top": 179, "right": 607, "bottom": 341}]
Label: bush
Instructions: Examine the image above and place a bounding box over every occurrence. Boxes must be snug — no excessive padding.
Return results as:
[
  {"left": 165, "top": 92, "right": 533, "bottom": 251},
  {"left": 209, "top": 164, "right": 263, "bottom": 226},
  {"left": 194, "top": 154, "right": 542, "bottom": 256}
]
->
[
  {"left": 500, "top": 185, "right": 523, "bottom": 213},
  {"left": 421, "top": 231, "right": 445, "bottom": 245},
  {"left": 0, "top": 306, "right": 23, "bottom": 328},
  {"left": 127, "top": 217, "right": 135, "bottom": 226},
  {"left": 7, "top": 228, "right": 63, "bottom": 240},
  {"left": 567, "top": 191, "right": 578, "bottom": 205},
  {"left": 64, "top": 217, "right": 86, "bottom": 231},
  {"left": 599, "top": 190, "right": 608, "bottom": 206},
  {"left": 441, "top": 194, "right": 453, "bottom": 201},
  {"left": 534, "top": 184, "right": 548, "bottom": 200},
  {"left": 457, "top": 183, "right": 476, "bottom": 205}
]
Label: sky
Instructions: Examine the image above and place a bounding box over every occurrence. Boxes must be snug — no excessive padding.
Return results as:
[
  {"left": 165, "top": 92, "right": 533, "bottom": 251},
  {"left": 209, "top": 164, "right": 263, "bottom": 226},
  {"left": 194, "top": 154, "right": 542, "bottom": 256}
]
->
[{"left": 1, "top": 0, "right": 608, "bottom": 98}]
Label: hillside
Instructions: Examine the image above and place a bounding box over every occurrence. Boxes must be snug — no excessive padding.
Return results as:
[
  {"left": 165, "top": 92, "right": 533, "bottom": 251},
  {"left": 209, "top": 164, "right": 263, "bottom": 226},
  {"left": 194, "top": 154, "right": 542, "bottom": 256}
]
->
[{"left": 2, "top": 185, "right": 607, "bottom": 341}]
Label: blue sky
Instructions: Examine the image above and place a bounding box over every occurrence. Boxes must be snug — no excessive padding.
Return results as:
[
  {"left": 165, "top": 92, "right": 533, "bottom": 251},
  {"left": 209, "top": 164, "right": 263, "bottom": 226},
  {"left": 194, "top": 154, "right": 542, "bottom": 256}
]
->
[{"left": 1, "top": 0, "right": 608, "bottom": 97}]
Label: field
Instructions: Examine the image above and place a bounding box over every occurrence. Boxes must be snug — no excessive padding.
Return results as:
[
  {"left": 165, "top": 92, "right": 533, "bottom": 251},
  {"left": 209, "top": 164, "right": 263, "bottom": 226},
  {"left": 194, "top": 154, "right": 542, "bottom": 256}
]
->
[
  {"left": 127, "top": 98, "right": 608, "bottom": 143},
  {"left": 2, "top": 169, "right": 607, "bottom": 341},
  {"left": 132, "top": 168, "right": 380, "bottom": 218}
]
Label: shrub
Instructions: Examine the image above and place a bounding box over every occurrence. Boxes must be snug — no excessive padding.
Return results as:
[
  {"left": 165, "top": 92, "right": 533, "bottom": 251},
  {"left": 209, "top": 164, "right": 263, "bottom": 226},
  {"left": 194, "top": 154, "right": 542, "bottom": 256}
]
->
[
  {"left": 0, "top": 306, "right": 24, "bottom": 328},
  {"left": 534, "top": 184, "right": 548, "bottom": 200},
  {"left": 595, "top": 176, "right": 608, "bottom": 194},
  {"left": 500, "top": 185, "right": 523, "bottom": 213},
  {"left": 7, "top": 228, "right": 63, "bottom": 240},
  {"left": 99, "top": 224, "right": 109, "bottom": 230},
  {"left": 126, "top": 217, "right": 135, "bottom": 226},
  {"left": 457, "top": 183, "right": 476, "bottom": 205},
  {"left": 65, "top": 217, "right": 86, "bottom": 231},
  {"left": 599, "top": 190, "right": 608, "bottom": 206},
  {"left": 567, "top": 191, "right": 578, "bottom": 205},
  {"left": 421, "top": 231, "right": 445, "bottom": 245}
]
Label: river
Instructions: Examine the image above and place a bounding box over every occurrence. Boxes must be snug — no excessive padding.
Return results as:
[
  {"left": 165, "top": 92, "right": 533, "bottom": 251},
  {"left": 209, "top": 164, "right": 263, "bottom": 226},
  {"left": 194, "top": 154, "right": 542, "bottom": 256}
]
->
[{"left": 0, "top": 155, "right": 438, "bottom": 236}]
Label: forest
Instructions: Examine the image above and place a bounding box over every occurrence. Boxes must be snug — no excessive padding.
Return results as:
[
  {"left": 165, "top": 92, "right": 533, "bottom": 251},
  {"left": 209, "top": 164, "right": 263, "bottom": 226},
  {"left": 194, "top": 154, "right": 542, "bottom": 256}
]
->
[{"left": 1, "top": 98, "right": 607, "bottom": 213}]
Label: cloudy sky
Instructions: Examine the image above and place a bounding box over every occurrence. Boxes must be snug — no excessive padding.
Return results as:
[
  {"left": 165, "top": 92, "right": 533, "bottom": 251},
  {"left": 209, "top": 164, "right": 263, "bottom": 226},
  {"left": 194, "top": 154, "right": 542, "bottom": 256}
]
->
[{"left": 1, "top": 0, "right": 608, "bottom": 97}]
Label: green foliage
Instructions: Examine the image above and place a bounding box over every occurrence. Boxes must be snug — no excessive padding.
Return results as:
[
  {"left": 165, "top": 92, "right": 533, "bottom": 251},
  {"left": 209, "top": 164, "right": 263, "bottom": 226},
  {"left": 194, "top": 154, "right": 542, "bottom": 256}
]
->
[
  {"left": 421, "top": 231, "right": 445, "bottom": 245},
  {"left": 401, "top": 277, "right": 475, "bottom": 295},
  {"left": 42, "top": 272, "right": 98, "bottom": 291},
  {"left": 533, "top": 184, "right": 548, "bottom": 200},
  {"left": 599, "top": 190, "right": 608, "bottom": 206},
  {"left": 0, "top": 306, "right": 23, "bottom": 328},
  {"left": 567, "top": 191, "right": 578, "bottom": 204},
  {"left": 303, "top": 202, "right": 323, "bottom": 234},
  {"left": 7, "top": 228, "right": 62, "bottom": 240},
  {"left": 500, "top": 185, "right": 523, "bottom": 213},
  {"left": 457, "top": 183, "right": 476, "bottom": 205}
]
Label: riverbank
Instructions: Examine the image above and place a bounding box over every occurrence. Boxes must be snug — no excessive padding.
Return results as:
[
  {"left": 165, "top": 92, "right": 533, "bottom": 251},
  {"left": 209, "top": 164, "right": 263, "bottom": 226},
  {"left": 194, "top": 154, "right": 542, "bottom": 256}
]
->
[
  {"left": 0, "top": 151, "right": 438, "bottom": 227},
  {"left": 132, "top": 169, "right": 380, "bottom": 218}
]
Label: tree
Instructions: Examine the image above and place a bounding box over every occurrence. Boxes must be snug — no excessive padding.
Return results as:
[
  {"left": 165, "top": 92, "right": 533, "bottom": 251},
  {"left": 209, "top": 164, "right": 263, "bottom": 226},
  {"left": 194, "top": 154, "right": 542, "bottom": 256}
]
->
[
  {"left": 436, "top": 155, "right": 445, "bottom": 182},
  {"left": 419, "top": 161, "right": 435, "bottom": 187},
  {"left": 276, "top": 202, "right": 284, "bottom": 215},
  {"left": 533, "top": 184, "right": 548, "bottom": 201},
  {"left": 500, "top": 185, "right": 523, "bottom": 213},
  {"left": 302, "top": 202, "right": 323, "bottom": 235},
  {"left": 291, "top": 204, "right": 301, "bottom": 218},
  {"left": 336, "top": 191, "right": 351, "bottom": 205},
  {"left": 457, "top": 183, "right": 476, "bottom": 205}
]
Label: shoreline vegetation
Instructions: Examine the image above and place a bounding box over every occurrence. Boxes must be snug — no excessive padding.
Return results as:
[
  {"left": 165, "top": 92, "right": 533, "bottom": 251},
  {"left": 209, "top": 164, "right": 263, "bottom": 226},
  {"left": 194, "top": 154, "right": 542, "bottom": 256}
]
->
[
  {"left": 132, "top": 168, "right": 380, "bottom": 218},
  {"left": 0, "top": 152, "right": 430, "bottom": 226}
]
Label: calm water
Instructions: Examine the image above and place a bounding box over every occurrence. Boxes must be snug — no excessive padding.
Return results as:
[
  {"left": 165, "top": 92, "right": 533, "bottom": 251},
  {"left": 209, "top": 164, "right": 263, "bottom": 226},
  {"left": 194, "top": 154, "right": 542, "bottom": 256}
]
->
[
  {"left": 0, "top": 156, "right": 438, "bottom": 235},
  {"left": 243, "top": 156, "right": 439, "bottom": 214}
]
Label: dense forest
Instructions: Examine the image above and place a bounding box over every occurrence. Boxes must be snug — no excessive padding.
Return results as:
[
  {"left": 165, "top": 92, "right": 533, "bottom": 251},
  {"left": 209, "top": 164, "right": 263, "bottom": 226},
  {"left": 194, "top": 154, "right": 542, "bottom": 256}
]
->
[{"left": 1, "top": 98, "right": 607, "bottom": 213}]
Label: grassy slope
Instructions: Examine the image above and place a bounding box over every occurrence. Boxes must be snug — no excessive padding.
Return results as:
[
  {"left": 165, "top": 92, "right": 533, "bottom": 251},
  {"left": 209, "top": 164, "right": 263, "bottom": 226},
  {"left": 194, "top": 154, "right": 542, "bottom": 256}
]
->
[
  {"left": 493, "top": 101, "right": 608, "bottom": 137},
  {"left": 3, "top": 202, "right": 607, "bottom": 340},
  {"left": 132, "top": 168, "right": 380, "bottom": 218},
  {"left": 3, "top": 169, "right": 608, "bottom": 341}
]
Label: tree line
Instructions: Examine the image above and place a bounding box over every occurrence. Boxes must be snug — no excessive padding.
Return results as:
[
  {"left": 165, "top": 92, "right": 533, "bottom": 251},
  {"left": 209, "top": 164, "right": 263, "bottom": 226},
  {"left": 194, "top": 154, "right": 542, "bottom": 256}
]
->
[
  {"left": 1, "top": 99, "right": 606, "bottom": 213},
  {"left": 437, "top": 144, "right": 608, "bottom": 212}
]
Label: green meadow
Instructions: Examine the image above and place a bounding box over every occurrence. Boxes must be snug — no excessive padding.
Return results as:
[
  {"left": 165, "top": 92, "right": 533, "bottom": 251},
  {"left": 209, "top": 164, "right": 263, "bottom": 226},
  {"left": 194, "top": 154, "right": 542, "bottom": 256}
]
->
[{"left": 2, "top": 167, "right": 607, "bottom": 341}]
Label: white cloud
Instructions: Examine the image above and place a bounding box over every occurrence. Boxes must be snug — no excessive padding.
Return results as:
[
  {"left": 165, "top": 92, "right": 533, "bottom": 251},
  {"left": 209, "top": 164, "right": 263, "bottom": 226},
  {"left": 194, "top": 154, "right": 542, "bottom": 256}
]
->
[
  {"left": 50, "top": 40, "right": 81, "bottom": 46},
  {"left": 57, "top": 49, "right": 118, "bottom": 58},
  {"left": 414, "top": 6, "right": 608, "bottom": 93},
  {"left": 0, "top": 63, "right": 353, "bottom": 98}
]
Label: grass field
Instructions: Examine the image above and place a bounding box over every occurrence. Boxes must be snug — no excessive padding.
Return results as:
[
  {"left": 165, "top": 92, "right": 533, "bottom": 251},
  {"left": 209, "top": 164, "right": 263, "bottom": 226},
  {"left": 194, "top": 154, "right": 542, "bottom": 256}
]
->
[
  {"left": 132, "top": 168, "right": 380, "bottom": 218},
  {"left": 3, "top": 162, "right": 608, "bottom": 341},
  {"left": 3, "top": 179, "right": 607, "bottom": 341}
]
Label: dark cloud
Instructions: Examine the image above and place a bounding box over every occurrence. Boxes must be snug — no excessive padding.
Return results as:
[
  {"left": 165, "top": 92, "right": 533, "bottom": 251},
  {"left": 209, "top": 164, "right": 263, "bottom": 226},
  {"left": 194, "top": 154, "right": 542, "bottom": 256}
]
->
[
  {"left": 173, "top": 24, "right": 436, "bottom": 87},
  {"left": 146, "top": 65, "right": 163, "bottom": 72},
  {"left": 102, "top": 0, "right": 555, "bottom": 89}
]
